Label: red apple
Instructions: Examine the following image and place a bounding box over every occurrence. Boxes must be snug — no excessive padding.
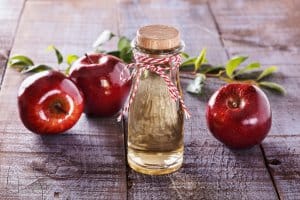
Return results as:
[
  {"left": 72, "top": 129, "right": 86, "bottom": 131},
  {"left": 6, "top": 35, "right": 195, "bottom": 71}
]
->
[
  {"left": 69, "top": 53, "right": 131, "bottom": 117},
  {"left": 18, "top": 70, "right": 84, "bottom": 134},
  {"left": 206, "top": 83, "right": 272, "bottom": 149}
]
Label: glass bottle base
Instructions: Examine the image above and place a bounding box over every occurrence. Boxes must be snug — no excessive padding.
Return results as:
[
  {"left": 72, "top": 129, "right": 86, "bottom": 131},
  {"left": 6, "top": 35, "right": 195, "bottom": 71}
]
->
[{"left": 127, "top": 147, "right": 183, "bottom": 175}]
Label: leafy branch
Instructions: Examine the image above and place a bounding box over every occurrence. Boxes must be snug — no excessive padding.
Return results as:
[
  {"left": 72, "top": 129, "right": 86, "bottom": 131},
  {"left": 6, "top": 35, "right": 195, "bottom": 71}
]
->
[
  {"left": 8, "top": 30, "right": 133, "bottom": 74},
  {"left": 9, "top": 45, "right": 78, "bottom": 75},
  {"left": 92, "top": 30, "right": 133, "bottom": 63},
  {"left": 182, "top": 49, "right": 286, "bottom": 95},
  {"left": 8, "top": 30, "right": 285, "bottom": 95}
]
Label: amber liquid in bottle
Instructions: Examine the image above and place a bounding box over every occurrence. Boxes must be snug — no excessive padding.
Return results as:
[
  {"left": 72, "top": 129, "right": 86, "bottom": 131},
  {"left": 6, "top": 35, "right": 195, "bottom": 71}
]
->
[{"left": 127, "top": 69, "right": 184, "bottom": 175}]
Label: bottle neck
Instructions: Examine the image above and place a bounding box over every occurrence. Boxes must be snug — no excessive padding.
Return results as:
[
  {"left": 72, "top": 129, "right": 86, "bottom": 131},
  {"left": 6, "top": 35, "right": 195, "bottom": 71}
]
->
[{"left": 131, "top": 39, "right": 185, "bottom": 58}]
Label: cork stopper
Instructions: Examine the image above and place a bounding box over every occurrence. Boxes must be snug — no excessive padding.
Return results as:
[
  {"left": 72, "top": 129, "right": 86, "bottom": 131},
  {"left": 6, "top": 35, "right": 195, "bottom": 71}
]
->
[{"left": 136, "top": 25, "right": 181, "bottom": 50}]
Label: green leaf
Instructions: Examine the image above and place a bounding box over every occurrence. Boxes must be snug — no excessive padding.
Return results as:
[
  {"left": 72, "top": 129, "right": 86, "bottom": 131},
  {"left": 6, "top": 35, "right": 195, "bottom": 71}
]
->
[
  {"left": 117, "top": 36, "right": 133, "bottom": 63},
  {"left": 200, "top": 65, "right": 224, "bottom": 74},
  {"left": 20, "top": 64, "right": 52, "bottom": 73},
  {"left": 93, "top": 30, "right": 115, "bottom": 48},
  {"left": 256, "top": 66, "right": 278, "bottom": 81},
  {"left": 194, "top": 48, "right": 207, "bottom": 72},
  {"left": 258, "top": 81, "right": 286, "bottom": 95},
  {"left": 120, "top": 47, "right": 133, "bottom": 63},
  {"left": 225, "top": 56, "right": 248, "bottom": 79},
  {"left": 118, "top": 36, "right": 131, "bottom": 51},
  {"left": 47, "top": 45, "right": 63, "bottom": 64},
  {"left": 186, "top": 73, "right": 206, "bottom": 95},
  {"left": 9, "top": 54, "right": 34, "bottom": 67},
  {"left": 66, "top": 54, "right": 79, "bottom": 66},
  {"left": 236, "top": 62, "right": 260, "bottom": 76},
  {"left": 95, "top": 49, "right": 106, "bottom": 53},
  {"left": 181, "top": 52, "right": 190, "bottom": 59},
  {"left": 107, "top": 51, "right": 121, "bottom": 58},
  {"left": 179, "top": 64, "right": 195, "bottom": 72},
  {"left": 180, "top": 57, "right": 197, "bottom": 67},
  {"left": 64, "top": 54, "right": 79, "bottom": 75}
]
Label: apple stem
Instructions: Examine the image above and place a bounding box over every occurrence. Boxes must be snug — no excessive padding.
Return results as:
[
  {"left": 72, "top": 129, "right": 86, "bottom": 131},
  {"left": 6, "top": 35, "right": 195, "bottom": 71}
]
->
[
  {"left": 85, "top": 53, "right": 94, "bottom": 64},
  {"left": 227, "top": 99, "right": 240, "bottom": 109},
  {"left": 53, "top": 102, "right": 68, "bottom": 114}
]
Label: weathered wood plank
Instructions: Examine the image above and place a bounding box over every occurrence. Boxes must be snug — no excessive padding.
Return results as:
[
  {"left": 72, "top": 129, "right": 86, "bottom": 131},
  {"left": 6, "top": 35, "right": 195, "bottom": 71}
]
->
[
  {"left": 1, "top": 0, "right": 299, "bottom": 199},
  {"left": 117, "top": 0, "right": 227, "bottom": 64},
  {"left": 263, "top": 136, "right": 300, "bottom": 200},
  {"left": 209, "top": 0, "right": 300, "bottom": 135},
  {"left": 210, "top": 0, "right": 300, "bottom": 199},
  {"left": 118, "top": 0, "right": 278, "bottom": 199},
  {"left": 0, "top": 0, "right": 25, "bottom": 86},
  {"left": 264, "top": 76, "right": 300, "bottom": 136},
  {"left": 0, "top": 0, "right": 126, "bottom": 199},
  {"left": 209, "top": 0, "right": 300, "bottom": 66}
]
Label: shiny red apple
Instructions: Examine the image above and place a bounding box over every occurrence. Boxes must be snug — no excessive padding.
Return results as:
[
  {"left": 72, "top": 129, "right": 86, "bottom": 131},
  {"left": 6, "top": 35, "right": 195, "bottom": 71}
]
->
[
  {"left": 69, "top": 53, "right": 131, "bottom": 117},
  {"left": 206, "top": 83, "right": 272, "bottom": 149},
  {"left": 18, "top": 70, "right": 84, "bottom": 134}
]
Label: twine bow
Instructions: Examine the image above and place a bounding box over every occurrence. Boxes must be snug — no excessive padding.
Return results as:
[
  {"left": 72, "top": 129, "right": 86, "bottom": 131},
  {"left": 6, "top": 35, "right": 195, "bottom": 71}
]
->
[{"left": 118, "top": 53, "right": 191, "bottom": 121}]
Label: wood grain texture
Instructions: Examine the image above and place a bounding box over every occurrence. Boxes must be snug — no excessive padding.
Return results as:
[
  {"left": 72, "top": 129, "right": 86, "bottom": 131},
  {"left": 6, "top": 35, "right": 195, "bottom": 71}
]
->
[
  {"left": 0, "top": 0, "right": 25, "bottom": 86},
  {"left": 117, "top": 0, "right": 227, "bottom": 64},
  {"left": 119, "top": 1, "right": 278, "bottom": 199},
  {"left": 0, "top": 0, "right": 126, "bottom": 199},
  {"left": 263, "top": 136, "right": 300, "bottom": 200},
  {"left": 0, "top": 0, "right": 299, "bottom": 199},
  {"left": 209, "top": 0, "right": 300, "bottom": 65},
  {"left": 209, "top": 0, "right": 300, "bottom": 136},
  {"left": 209, "top": 0, "right": 300, "bottom": 199}
]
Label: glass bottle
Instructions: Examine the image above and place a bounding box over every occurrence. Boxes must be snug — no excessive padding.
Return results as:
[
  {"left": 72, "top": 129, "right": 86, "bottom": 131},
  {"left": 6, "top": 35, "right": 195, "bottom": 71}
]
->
[{"left": 127, "top": 25, "right": 187, "bottom": 175}]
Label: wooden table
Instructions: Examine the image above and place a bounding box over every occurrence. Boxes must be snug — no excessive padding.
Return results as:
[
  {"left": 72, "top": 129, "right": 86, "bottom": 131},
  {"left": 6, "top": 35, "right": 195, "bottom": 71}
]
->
[{"left": 0, "top": 0, "right": 299, "bottom": 199}]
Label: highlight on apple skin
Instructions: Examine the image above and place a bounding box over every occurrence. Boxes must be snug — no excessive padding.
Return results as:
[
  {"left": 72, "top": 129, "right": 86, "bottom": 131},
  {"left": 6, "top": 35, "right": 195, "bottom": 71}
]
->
[
  {"left": 18, "top": 70, "right": 84, "bottom": 135},
  {"left": 206, "top": 83, "right": 272, "bottom": 149}
]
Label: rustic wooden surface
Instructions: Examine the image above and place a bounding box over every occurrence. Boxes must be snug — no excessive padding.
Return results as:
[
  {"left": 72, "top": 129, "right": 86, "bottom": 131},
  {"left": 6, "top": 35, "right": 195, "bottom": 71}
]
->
[
  {"left": 0, "top": 1, "right": 126, "bottom": 199},
  {"left": 0, "top": 0, "right": 25, "bottom": 85},
  {"left": 119, "top": 1, "right": 278, "bottom": 200},
  {"left": 210, "top": 1, "right": 300, "bottom": 199},
  {"left": 0, "top": 0, "right": 299, "bottom": 199}
]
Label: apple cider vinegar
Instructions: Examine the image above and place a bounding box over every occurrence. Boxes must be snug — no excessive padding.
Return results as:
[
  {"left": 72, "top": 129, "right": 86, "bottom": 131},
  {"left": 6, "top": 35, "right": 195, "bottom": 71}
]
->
[
  {"left": 126, "top": 25, "right": 188, "bottom": 175},
  {"left": 128, "top": 72, "right": 184, "bottom": 175}
]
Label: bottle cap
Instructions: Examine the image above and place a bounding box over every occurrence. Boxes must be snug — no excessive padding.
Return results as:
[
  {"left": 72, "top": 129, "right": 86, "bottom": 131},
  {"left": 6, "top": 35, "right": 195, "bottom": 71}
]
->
[{"left": 136, "top": 24, "right": 181, "bottom": 50}]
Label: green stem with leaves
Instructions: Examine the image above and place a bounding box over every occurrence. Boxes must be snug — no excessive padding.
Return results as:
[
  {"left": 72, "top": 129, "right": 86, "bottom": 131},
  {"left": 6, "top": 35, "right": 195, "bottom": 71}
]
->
[
  {"left": 8, "top": 30, "right": 286, "bottom": 96},
  {"left": 182, "top": 49, "right": 286, "bottom": 95}
]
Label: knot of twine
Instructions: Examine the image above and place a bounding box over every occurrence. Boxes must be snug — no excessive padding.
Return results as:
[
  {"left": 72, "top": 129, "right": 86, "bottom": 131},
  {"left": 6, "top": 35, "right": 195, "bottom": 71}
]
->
[{"left": 118, "top": 53, "right": 191, "bottom": 121}]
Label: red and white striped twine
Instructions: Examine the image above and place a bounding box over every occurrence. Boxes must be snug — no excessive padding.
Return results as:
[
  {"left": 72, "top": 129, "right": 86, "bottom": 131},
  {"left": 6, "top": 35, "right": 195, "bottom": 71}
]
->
[{"left": 118, "top": 53, "right": 191, "bottom": 121}]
